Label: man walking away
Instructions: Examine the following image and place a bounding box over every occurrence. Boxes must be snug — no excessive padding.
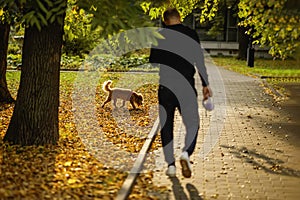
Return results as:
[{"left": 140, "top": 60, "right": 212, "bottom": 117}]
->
[{"left": 149, "top": 8, "right": 212, "bottom": 178}]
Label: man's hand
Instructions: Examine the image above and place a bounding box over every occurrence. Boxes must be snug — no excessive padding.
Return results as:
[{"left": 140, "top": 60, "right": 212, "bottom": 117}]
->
[{"left": 202, "top": 86, "right": 212, "bottom": 100}]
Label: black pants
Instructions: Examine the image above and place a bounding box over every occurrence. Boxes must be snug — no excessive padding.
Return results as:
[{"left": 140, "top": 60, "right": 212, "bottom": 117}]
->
[{"left": 158, "top": 83, "right": 199, "bottom": 166}]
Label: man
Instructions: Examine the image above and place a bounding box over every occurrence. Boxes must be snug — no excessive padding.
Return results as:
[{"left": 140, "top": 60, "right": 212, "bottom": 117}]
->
[{"left": 149, "top": 8, "right": 212, "bottom": 178}]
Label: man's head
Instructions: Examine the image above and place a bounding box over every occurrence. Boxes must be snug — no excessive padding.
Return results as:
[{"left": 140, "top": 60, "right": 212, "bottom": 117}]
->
[{"left": 163, "top": 8, "right": 181, "bottom": 25}]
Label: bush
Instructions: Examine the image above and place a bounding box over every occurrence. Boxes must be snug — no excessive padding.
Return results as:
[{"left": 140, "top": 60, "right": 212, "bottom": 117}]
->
[
  {"left": 8, "top": 43, "right": 21, "bottom": 55},
  {"left": 7, "top": 54, "right": 22, "bottom": 69},
  {"left": 60, "top": 54, "right": 84, "bottom": 70}
]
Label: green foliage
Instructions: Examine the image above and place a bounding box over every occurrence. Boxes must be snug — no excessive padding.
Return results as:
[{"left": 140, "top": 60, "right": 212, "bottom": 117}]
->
[
  {"left": 0, "top": 8, "right": 8, "bottom": 22},
  {"left": 60, "top": 54, "right": 84, "bottom": 70},
  {"left": 63, "top": 0, "right": 160, "bottom": 57},
  {"left": 106, "top": 56, "right": 150, "bottom": 72},
  {"left": 60, "top": 50, "right": 152, "bottom": 72},
  {"left": 7, "top": 43, "right": 20, "bottom": 55},
  {"left": 199, "top": 0, "right": 220, "bottom": 23},
  {"left": 7, "top": 54, "right": 22, "bottom": 68},
  {"left": 141, "top": 0, "right": 221, "bottom": 24},
  {"left": 141, "top": 0, "right": 201, "bottom": 20},
  {"left": 201, "top": 0, "right": 238, "bottom": 38},
  {"left": 63, "top": 3, "right": 102, "bottom": 56},
  {"left": 238, "top": 0, "right": 300, "bottom": 59},
  {"left": 2, "top": 0, "right": 158, "bottom": 57},
  {"left": 77, "top": 0, "right": 153, "bottom": 37},
  {"left": 1, "top": 0, "right": 67, "bottom": 31},
  {"left": 143, "top": 0, "right": 299, "bottom": 59}
]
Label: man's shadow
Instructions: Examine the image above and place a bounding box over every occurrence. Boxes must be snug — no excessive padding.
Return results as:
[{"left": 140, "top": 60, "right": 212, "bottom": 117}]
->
[{"left": 169, "top": 177, "right": 203, "bottom": 200}]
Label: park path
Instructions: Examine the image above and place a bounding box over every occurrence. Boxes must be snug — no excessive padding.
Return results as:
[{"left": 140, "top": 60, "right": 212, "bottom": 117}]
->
[{"left": 150, "top": 58, "right": 300, "bottom": 200}]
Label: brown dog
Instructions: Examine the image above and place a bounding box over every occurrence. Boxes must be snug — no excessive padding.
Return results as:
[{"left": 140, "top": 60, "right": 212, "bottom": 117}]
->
[{"left": 101, "top": 80, "right": 143, "bottom": 109}]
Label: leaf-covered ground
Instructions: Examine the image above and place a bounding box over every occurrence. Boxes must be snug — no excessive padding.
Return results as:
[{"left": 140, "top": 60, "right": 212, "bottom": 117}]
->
[{"left": 0, "top": 71, "right": 168, "bottom": 199}]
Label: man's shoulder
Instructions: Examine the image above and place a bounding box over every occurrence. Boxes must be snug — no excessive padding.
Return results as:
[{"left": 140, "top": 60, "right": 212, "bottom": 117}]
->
[
  {"left": 180, "top": 25, "right": 199, "bottom": 42},
  {"left": 159, "top": 24, "right": 200, "bottom": 43},
  {"left": 166, "top": 24, "right": 197, "bottom": 35}
]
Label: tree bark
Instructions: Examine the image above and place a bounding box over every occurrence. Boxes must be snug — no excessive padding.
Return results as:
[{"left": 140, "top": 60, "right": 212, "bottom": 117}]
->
[
  {"left": 237, "top": 25, "right": 249, "bottom": 60},
  {"left": 0, "top": 22, "right": 15, "bottom": 103},
  {"left": 4, "top": 20, "right": 64, "bottom": 145}
]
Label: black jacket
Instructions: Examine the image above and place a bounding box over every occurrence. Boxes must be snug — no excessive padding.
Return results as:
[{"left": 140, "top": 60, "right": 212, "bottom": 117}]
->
[{"left": 149, "top": 24, "right": 209, "bottom": 87}]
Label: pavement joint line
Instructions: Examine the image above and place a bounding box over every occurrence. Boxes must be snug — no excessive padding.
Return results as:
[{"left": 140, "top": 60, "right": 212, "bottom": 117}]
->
[{"left": 116, "top": 117, "right": 160, "bottom": 200}]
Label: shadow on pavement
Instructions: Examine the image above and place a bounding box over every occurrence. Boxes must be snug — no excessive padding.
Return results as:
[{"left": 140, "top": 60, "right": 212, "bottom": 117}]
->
[
  {"left": 278, "top": 83, "right": 300, "bottom": 147},
  {"left": 221, "top": 145, "right": 300, "bottom": 177},
  {"left": 169, "top": 177, "right": 203, "bottom": 200}
]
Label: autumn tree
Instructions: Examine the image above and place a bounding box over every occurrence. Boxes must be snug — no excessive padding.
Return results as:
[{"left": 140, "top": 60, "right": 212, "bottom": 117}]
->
[
  {"left": 3, "top": 0, "right": 67, "bottom": 145},
  {"left": 238, "top": 0, "right": 300, "bottom": 59},
  {"left": 0, "top": 8, "right": 15, "bottom": 103},
  {"left": 1, "top": 0, "right": 153, "bottom": 146}
]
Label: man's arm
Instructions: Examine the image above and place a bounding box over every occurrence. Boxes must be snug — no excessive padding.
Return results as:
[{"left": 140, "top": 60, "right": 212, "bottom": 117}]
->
[
  {"left": 191, "top": 31, "right": 212, "bottom": 99},
  {"left": 195, "top": 41, "right": 209, "bottom": 87}
]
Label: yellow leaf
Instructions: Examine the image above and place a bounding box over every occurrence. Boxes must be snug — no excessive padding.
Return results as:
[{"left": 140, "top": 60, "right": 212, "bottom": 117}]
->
[
  {"left": 64, "top": 161, "right": 72, "bottom": 166},
  {"left": 70, "top": 183, "right": 84, "bottom": 188},
  {"left": 67, "top": 178, "right": 78, "bottom": 184},
  {"left": 286, "top": 25, "right": 293, "bottom": 32},
  {"left": 273, "top": 25, "right": 280, "bottom": 31}
]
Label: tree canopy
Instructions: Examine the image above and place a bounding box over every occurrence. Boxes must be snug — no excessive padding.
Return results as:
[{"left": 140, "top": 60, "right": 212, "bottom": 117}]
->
[
  {"left": 0, "top": 0, "right": 153, "bottom": 36},
  {"left": 141, "top": 0, "right": 300, "bottom": 59},
  {"left": 238, "top": 0, "right": 300, "bottom": 59},
  {"left": 1, "top": 0, "right": 299, "bottom": 59},
  {"left": 141, "top": 0, "right": 219, "bottom": 22}
]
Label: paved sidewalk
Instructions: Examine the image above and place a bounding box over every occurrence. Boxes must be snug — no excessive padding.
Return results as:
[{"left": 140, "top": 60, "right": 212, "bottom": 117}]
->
[{"left": 151, "top": 59, "right": 300, "bottom": 199}]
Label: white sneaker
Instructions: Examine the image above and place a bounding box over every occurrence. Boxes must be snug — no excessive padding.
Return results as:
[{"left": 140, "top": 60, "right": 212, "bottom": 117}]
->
[
  {"left": 180, "top": 151, "right": 192, "bottom": 178},
  {"left": 166, "top": 165, "right": 176, "bottom": 177}
]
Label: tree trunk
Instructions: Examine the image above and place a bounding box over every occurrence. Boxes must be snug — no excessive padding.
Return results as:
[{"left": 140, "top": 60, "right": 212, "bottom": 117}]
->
[
  {"left": 0, "top": 22, "right": 15, "bottom": 103},
  {"left": 4, "top": 20, "right": 64, "bottom": 145},
  {"left": 237, "top": 25, "right": 249, "bottom": 60}
]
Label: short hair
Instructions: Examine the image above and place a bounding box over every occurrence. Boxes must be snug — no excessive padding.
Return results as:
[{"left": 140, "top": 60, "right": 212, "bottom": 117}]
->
[{"left": 163, "top": 8, "right": 180, "bottom": 21}]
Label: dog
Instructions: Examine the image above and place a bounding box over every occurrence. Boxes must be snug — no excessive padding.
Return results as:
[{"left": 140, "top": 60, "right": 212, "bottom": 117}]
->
[{"left": 101, "top": 80, "right": 143, "bottom": 109}]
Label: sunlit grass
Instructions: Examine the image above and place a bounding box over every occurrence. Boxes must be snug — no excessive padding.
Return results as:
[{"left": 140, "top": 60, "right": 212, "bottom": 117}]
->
[{"left": 212, "top": 57, "right": 300, "bottom": 79}]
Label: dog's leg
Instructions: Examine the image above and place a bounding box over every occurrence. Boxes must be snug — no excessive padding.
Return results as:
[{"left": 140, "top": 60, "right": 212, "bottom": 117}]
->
[
  {"left": 130, "top": 99, "right": 136, "bottom": 109},
  {"left": 121, "top": 100, "right": 125, "bottom": 108},
  {"left": 113, "top": 99, "right": 118, "bottom": 108}
]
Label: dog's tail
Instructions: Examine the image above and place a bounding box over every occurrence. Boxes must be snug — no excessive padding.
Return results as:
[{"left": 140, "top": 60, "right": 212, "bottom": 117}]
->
[{"left": 103, "top": 80, "right": 112, "bottom": 92}]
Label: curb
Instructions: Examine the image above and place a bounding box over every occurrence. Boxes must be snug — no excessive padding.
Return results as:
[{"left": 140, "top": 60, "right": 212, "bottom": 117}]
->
[
  {"left": 116, "top": 117, "right": 160, "bottom": 200},
  {"left": 261, "top": 79, "right": 285, "bottom": 98}
]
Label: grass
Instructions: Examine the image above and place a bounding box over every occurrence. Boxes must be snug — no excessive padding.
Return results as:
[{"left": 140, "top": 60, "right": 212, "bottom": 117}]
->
[{"left": 211, "top": 57, "right": 300, "bottom": 80}]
